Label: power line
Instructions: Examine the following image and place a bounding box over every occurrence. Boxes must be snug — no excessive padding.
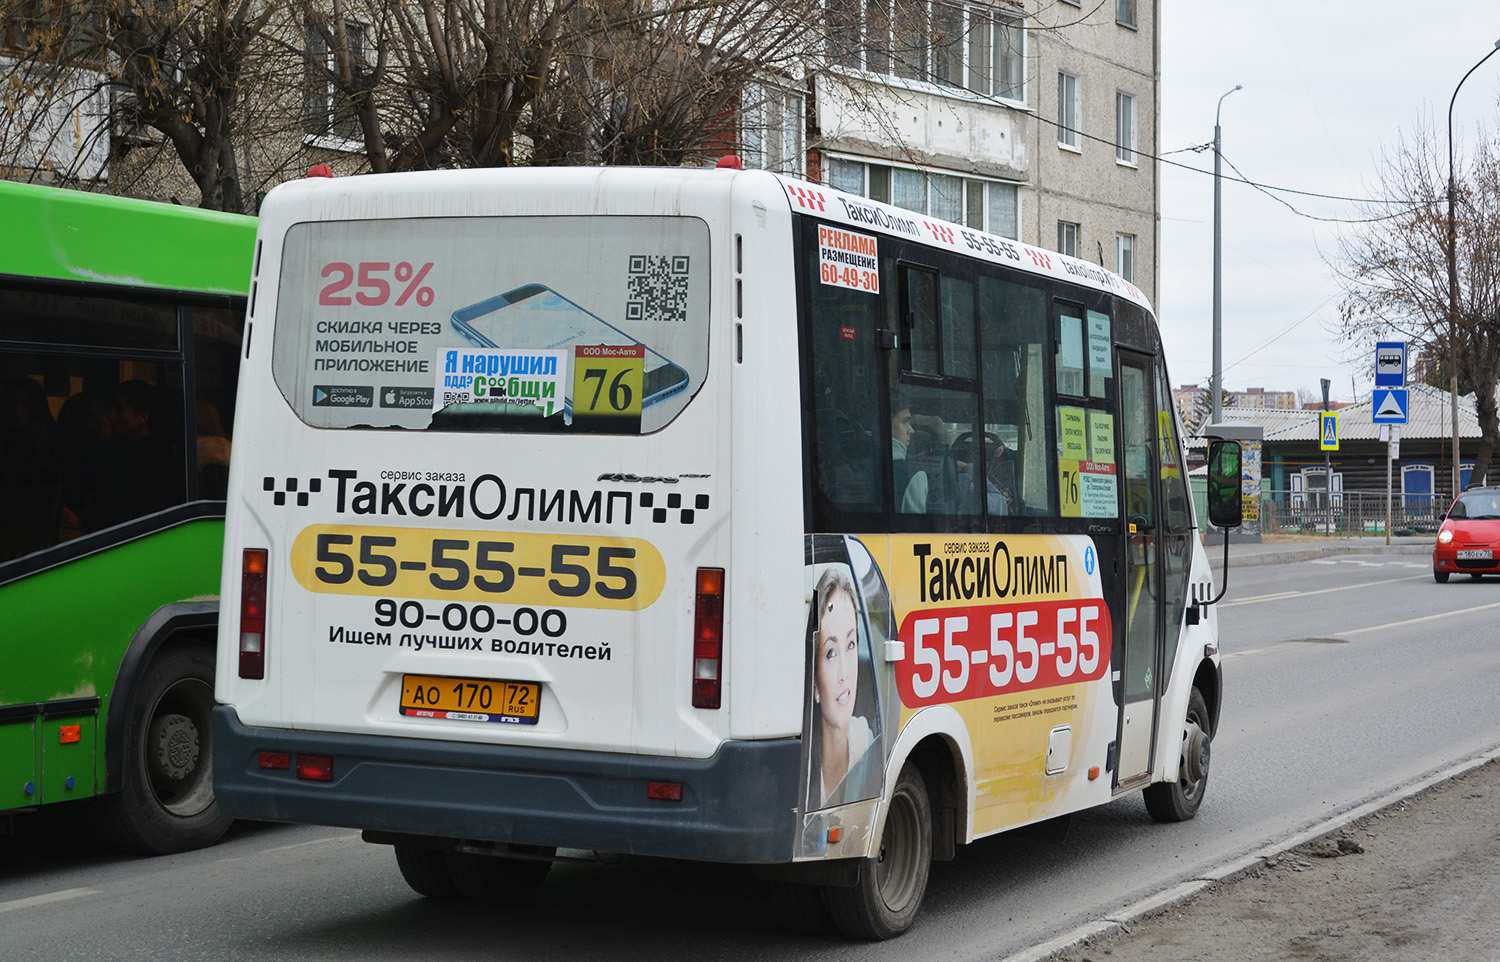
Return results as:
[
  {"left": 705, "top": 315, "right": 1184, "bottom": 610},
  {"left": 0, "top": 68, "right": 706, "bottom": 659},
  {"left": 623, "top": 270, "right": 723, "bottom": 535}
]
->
[
  {"left": 1219, "top": 293, "right": 1338, "bottom": 377},
  {"left": 1217, "top": 151, "right": 1433, "bottom": 225}
]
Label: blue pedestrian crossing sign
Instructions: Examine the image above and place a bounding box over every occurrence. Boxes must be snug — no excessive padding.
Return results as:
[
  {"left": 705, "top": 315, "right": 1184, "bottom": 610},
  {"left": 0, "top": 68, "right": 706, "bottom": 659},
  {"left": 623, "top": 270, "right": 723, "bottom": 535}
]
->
[
  {"left": 1320, "top": 412, "right": 1339, "bottom": 451},
  {"left": 1372, "top": 388, "right": 1409, "bottom": 424}
]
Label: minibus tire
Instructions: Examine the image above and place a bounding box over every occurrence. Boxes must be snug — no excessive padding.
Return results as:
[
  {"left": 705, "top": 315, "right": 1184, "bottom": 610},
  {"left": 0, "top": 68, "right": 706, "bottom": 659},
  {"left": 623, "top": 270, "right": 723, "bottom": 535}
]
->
[
  {"left": 766, "top": 880, "right": 836, "bottom": 935},
  {"left": 1434, "top": 570, "right": 1450, "bottom": 583},
  {"left": 446, "top": 846, "right": 554, "bottom": 903},
  {"left": 1144, "top": 687, "right": 1212, "bottom": 823},
  {"left": 93, "top": 645, "right": 231, "bottom": 855},
  {"left": 395, "top": 845, "right": 461, "bottom": 899},
  {"left": 823, "top": 763, "right": 932, "bottom": 939}
]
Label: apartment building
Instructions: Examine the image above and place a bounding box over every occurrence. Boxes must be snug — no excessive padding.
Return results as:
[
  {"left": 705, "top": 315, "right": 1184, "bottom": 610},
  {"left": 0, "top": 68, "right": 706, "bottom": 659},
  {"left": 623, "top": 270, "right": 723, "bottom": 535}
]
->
[{"left": 803, "top": 0, "right": 1160, "bottom": 307}]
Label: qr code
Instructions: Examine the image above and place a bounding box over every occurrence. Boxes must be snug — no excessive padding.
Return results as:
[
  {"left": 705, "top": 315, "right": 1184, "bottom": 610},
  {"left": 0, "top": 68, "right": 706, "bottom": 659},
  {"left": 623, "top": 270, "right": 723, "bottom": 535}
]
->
[{"left": 626, "top": 255, "right": 690, "bottom": 323}]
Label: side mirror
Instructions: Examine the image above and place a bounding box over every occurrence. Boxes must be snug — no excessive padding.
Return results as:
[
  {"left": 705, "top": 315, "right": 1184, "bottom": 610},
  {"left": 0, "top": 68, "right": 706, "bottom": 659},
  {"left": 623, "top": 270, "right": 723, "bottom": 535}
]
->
[{"left": 1206, "top": 439, "right": 1243, "bottom": 529}]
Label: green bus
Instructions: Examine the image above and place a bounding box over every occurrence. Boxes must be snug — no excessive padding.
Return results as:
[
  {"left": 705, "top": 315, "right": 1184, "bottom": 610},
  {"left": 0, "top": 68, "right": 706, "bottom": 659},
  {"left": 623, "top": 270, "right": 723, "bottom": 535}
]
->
[{"left": 0, "top": 180, "right": 254, "bottom": 854}]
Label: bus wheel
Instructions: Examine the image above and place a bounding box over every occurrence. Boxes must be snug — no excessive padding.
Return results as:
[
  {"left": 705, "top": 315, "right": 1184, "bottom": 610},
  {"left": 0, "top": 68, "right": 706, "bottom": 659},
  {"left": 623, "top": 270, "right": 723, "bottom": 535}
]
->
[
  {"left": 445, "top": 845, "right": 555, "bottom": 903},
  {"left": 1144, "top": 687, "right": 1212, "bottom": 823},
  {"left": 394, "top": 845, "right": 461, "bottom": 899},
  {"left": 823, "top": 763, "right": 932, "bottom": 940},
  {"left": 94, "top": 646, "right": 231, "bottom": 855},
  {"left": 1434, "top": 570, "right": 1450, "bottom": 583},
  {"left": 766, "top": 880, "right": 835, "bottom": 935}
]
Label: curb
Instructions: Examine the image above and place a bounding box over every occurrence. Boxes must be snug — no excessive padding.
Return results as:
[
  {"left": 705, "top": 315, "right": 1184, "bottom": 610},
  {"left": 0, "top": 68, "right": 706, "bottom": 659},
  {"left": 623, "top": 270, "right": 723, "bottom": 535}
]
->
[{"left": 998, "top": 745, "right": 1500, "bottom": 962}]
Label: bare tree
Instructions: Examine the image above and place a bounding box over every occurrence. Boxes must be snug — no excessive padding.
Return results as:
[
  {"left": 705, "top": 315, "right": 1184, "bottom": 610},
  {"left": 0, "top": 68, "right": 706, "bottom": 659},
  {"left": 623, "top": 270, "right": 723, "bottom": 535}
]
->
[
  {"left": 290, "top": 0, "right": 824, "bottom": 174},
  {"left": 0, "top": 0, "right": 281, "bottom": 210},
  {"left": 1331, "top": 119, "right": 1500, "bottom": 488}
]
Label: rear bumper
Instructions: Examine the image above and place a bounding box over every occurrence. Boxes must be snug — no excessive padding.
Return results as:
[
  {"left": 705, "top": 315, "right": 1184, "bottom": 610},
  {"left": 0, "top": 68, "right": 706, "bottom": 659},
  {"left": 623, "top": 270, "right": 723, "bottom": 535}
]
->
[{"left": 212, "top": 707, "right": 802, "bottom": 863}]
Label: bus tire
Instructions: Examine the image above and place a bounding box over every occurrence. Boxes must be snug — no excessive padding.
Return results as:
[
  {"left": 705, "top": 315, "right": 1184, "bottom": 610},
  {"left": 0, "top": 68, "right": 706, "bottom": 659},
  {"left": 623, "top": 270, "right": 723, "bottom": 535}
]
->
[
  {"left": 1144, "top": 687, "right": 1211, "bottom": 823},
  {"left": 1434, "top": 570, "right": 1450, "bottom": 583},
  {"left": 93, "top": 645, "right": 231, "bottom": 855},
  {"left": 394, "top": 844, "right": 461, "bottom": 899},
  {"left": 822, "top": 763, "right": 932, "bottom": 940},
  {"left": 766, "top": 880, "right": 835, "bottom": 935},
  {"left": 445, "top": 845, "right": 554, "bottom": 903}
]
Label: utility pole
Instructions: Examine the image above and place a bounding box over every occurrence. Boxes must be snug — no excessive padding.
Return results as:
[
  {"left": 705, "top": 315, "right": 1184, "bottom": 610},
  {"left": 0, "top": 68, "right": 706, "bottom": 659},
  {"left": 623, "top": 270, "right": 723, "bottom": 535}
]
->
[
  {"left": 1211, "top": 84, "right": 1241, "bottom": 427},
  {"left": 1446, "top": 41, "right": 1500, "bottom": 502}
]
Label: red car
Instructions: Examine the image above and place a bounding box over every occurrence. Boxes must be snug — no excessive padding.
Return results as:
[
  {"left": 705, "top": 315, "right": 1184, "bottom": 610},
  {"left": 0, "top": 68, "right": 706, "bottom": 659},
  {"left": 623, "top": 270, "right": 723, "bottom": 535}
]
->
[{"left": 1433, "top": 487, "right": 1500, "bottom": 582}]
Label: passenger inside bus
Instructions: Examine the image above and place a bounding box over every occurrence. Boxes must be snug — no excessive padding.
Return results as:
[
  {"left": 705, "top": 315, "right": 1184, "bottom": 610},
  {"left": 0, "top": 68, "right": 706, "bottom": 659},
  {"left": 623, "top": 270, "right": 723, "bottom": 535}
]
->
[
  {"left": 890, "top": 396, "right": 928, "bottom": 513},
  {"left": 69, "top": 380, "right": 184, "bottom": 532}
]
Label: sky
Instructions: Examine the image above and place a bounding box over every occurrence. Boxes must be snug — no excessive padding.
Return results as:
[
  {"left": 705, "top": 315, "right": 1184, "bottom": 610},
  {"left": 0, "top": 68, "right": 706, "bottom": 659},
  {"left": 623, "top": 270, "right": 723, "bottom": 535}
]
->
[{"left": 1158, "top": 1, "right": 1500, "bottom": 406}]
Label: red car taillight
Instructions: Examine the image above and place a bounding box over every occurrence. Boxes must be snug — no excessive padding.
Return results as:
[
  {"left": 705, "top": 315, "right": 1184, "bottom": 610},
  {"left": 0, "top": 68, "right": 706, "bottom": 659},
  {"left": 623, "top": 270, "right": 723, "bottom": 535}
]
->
[
  {"left": 240, "top": 549, "right": 268, "bottom": 679},
  {"left": 692, "top": 568, "right": 725, "bottom": 709}
]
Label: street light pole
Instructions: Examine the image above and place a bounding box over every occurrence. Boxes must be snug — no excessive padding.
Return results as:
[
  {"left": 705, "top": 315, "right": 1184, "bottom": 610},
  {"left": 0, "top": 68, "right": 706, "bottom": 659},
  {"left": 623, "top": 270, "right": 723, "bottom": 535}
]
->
[
  {"left": 1211, "top": 84, "right": 1242, "bottom": 427},
  {"left": 1446, "top": 41, "right": 1500, "bottom": 500}
]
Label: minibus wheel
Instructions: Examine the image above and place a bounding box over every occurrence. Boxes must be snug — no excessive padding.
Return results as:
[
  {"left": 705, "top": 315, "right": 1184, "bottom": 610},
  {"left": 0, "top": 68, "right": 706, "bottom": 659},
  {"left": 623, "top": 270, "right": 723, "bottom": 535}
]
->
[
  {"left": 394, "top": 844, "right": 461, "bottom": 899},
  {"left": 1144, "top": 687, "right": 1212, "bottom": 822},
  {"left": 823, "top": 763, "right": 932, "bottom": 939},
  {"left": 446, "top": 845, "right": 555, "bottom": 903}
]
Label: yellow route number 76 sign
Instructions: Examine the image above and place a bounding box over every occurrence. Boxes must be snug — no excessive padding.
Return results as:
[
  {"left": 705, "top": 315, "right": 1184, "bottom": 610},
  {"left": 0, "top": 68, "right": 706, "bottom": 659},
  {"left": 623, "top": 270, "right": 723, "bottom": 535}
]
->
[{"left": 573, "top": 344, "right": 644, "bottom": 426}]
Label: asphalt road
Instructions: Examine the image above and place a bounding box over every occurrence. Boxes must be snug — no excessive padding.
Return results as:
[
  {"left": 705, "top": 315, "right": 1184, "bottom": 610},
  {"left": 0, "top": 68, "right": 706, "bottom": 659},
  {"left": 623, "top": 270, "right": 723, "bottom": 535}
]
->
[{"left": 4, "top": 553, "right": 1498, "bottom": 961}]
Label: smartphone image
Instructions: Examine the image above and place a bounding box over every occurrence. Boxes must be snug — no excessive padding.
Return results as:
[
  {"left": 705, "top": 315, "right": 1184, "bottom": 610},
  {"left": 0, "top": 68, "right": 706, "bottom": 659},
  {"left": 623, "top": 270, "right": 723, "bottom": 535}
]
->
[{"left": 451, "top": 284, "right": 691, "bottom": 410}]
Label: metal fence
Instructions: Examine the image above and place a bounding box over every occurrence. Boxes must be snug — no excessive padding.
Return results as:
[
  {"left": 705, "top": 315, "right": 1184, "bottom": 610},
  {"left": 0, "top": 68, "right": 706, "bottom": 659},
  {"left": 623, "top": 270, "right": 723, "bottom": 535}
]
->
[{"left": 1258, "top": 488, "right": 1445, "bottom": 537}]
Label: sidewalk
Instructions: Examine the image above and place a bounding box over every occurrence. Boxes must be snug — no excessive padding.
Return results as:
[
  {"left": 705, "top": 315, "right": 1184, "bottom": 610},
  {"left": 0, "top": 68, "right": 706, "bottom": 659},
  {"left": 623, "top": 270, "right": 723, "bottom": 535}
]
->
[{"left": 1039, "top": 752, "right": 1500, "bottom": 962}]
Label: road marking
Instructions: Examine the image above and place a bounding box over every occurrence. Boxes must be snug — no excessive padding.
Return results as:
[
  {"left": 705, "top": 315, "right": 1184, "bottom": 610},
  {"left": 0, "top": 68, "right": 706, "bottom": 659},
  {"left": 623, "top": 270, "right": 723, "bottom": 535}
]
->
[
  {"left": 1341, "top": 601, "right": 1500, "bottom": 636},
  {"left": 1225, "top": 600, "right": 1500, "bottom": 658},
  {"left": 1223, "top": 574, "right": 1425, "bottom": 607},
  {"left": 214, "top": 831, "right": 360, "bottom": 865},
  {"left": 0, "top": 887, "right": 100, "bottom": 914}
]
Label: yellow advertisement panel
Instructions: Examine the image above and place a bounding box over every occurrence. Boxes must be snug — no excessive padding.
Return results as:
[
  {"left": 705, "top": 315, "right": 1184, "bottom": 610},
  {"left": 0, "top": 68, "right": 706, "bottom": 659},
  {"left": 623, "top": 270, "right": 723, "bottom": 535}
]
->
[{"left": 840, "top": 533, "right": 1116, "bottom": 835}]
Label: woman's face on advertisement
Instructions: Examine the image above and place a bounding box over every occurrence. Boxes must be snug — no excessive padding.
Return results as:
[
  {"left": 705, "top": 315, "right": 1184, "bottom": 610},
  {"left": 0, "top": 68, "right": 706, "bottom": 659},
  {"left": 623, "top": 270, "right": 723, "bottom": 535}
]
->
[{"left": 816, "top": 591, "right": 859, "bottom": 731}]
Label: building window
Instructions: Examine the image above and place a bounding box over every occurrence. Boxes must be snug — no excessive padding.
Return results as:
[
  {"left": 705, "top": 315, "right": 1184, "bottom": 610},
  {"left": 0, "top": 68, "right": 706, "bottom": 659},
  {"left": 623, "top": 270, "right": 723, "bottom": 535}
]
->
[
  {"left": 828, "top": 158, "right": 1020, "bottom": 238},
  {"left": 826, "top": 0, "right": 1025, "bottom": 102},
  {"left": 1116, "top": 91, "right": 1137, "bottom": 165},
  {"left": 1402, "top": 463, "right": 1436, "bottom": 510},
  {"left": 1116, "top": 233, "right": 1135, "bottom": 282},
  {"left": 1057, "top": 71, "right": 1080, "bottom": 150},
  {"left": 893, "top": 0, "right": 929, "bottom": 80},
  {"left": 1294, "top": 467, "right": 1342, "bottom": 513},
  {"left": 742, "top": 82, "right": 805, "bottom": 175},
  {"left": 987, "top": 183, "right": 1018, "bottom": 238},
  {"left": 1057, "top": 221, "right": 1079, "bottom": 258},
  {"left": 1116, "top": 0, "right": 1136, "bottom": 27},
  {"left": 827, "top": 0, "right": 862, "bottom": 68},
  {"left": 304, "top": 22, "right": 367, "bottom": 141}
]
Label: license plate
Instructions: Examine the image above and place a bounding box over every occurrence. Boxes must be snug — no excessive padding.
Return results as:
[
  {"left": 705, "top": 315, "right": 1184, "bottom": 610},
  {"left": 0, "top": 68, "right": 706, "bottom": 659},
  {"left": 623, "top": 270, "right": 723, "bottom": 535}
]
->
[
  {"left": 400, "top": 674, "right": 540, "bottom": 725},
  {"left": 1457, "top": 549, "right": 1494, "bottom": 560}
]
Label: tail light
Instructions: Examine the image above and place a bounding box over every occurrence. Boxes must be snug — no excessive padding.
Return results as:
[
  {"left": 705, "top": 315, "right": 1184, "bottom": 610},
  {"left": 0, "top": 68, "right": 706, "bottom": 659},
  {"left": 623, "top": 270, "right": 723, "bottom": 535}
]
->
[
  {"left": 296, "top": 754, "right": 334, "bottom": 781},
  {"left": 240, "top": 549, "right": 268, "bottom": 679},
  {"left": 692, "top": 568, "right": 725, "bottom": 709}
]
